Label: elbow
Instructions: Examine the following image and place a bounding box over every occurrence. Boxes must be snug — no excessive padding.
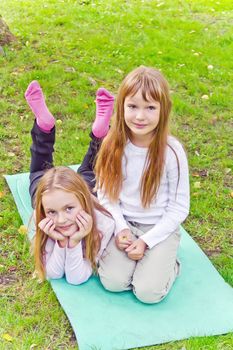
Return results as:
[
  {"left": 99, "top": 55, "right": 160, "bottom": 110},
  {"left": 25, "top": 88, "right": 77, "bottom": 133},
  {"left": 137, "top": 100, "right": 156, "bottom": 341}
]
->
[
  {"left": 184, "top": 203, "right": 190, "bottom": 218},
  {"left": 184, "top": 206, "right": 189, "bottom": 217},
  {"left": 179, "top": 206, "right": 189, "bottom": 221},
  {"left": 45, "top": 263, "right": 65, "bottom": 280},
  {"left": 66, "top": 271, "right": 92, "bottom": 285},
  {"left": 46, "top": 270, "right": 64, "bottom": 280},
  {"left": 177, "top": 199, "right": 190, "bottom": 222},
  {"left": 64, "top": 259, "right": 93, "bottom": 285},
  {"left": 181, "top": 207, "right": 189, "bottom": 222}
]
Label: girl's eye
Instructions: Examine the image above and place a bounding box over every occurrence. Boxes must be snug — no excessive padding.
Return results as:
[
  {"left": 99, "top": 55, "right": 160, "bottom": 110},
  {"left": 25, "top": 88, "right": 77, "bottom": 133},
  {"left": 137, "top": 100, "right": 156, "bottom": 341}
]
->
[
  {"left": 47, "top": 210, "right": 56, "bottom": 215},
  {"left": 66, "top": 207, "right": 74, "bottom": 212},
  {"left": 128, "top": 104, "right": 136, "bottom": 109},
  {"left": 148, "top": 106, "right": 156, "bottom": 110}
]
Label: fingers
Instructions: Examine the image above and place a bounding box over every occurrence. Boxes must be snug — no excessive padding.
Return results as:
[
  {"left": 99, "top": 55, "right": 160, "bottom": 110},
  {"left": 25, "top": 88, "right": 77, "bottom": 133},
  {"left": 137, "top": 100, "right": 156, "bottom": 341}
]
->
[
  {"left": 125, "top": 244, "right": 137, "bottom": 256},
  {"left": 127, "top": 246, "right": 143, "bottom": 260},
  {"left": 38, "top": 217, "right": 53, "bottom": 233},
  {"left": 115, "top": 230, "right": 133, "bottom": 250},
  {"left": 125, "top": 239, "right": 146, "bottom": 260},
  {"left": 120, "top": 235, "right": 132, "bottom": 245},
  {"left": 127, "top": 252, "right": 143, "bottom": 261},
  {"left": 76, "top": 210, "right": 92, "bottom": 226},
  {"left": 38, "top": 218, "right": 64, "bottom": 241},
  {"left": 69, "top": 211, "right": 93, "bottom": 247},
  {"left": 125, "top": 241, "right": 137, "bottom": 252},
  {"left": 116, "top": 239, "right": 131, "bottom": 250},
  {"left": 76, "top": 210, "right": 93, "bottom": 231},
  {"left": 126, "top": 239, "right": 146, "bottom": 251},
  {"left": 75, "top": 210, "right": 93, "bottom": 238}
]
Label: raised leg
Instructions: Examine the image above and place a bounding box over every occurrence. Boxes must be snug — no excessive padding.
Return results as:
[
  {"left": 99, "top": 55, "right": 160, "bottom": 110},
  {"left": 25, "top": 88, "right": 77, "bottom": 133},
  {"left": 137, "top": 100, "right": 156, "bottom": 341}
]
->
[
  {"left": 77, "top": 132, "right": 101, "bottom": 193},
  {"left": 78, "top": 87, "right": 114, "bottom": 193},
  {"left": 29, "top": 121, "right": 55, "bottom": 207},
  {"left": 25, "top": 80, "right": 56, "bottom": 207},
  {"left": 92, "top": 87, "right": 114, "bottom": 138},
  {"left": 25, "top": 81, "right": 55, "bottom": 133}
]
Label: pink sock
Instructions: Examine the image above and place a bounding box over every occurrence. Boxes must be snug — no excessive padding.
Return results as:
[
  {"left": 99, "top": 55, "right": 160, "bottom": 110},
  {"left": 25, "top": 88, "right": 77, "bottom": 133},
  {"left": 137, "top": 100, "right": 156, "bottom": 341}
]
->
[
  {"left": 92, "top": 88, "right": 114, "bottom": 138},
  {"left": 25, "top": 81, "right": 55, "bottom": 132}
]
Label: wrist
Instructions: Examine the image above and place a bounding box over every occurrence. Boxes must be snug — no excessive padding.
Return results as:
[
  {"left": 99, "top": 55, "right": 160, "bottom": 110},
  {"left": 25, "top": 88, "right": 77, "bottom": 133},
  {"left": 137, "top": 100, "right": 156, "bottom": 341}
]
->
[
  {"left": 57, "top": 239, "right": 67, "bottom": 248},
  {"left": 68, "top": 238, "right": 81, "bottom": 249},
  {"left": 138, "top": 238, "right": 147, "bottom": 249}
]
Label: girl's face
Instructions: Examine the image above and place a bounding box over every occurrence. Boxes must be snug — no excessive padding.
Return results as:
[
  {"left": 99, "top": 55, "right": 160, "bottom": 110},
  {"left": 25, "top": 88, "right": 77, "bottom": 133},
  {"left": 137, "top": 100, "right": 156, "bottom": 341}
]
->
[
  {"left": 124, "top": 90, "right": 160, "bottom": 147},
  {"left": 42, "top": 188, "right": 83, "bottom": 237}
]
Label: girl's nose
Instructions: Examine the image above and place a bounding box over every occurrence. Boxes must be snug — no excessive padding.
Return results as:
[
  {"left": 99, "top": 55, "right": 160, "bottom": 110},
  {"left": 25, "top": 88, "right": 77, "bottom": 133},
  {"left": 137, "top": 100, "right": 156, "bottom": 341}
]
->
[
  {"left": 135, "top": 110, "right": 144, "bottom": 120},
  {"left": 56, "top": 212, "right": 66, "bottom": 224}
]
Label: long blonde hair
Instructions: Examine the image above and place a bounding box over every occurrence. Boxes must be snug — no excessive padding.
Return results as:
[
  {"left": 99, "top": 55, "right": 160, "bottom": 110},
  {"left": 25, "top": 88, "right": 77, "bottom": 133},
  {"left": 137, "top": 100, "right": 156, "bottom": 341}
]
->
[
  {"left": 34, "top": 166, "right": 109, "bottom": 281},
  {"left": 95, "top": 66, "right": 172, "bottom": 207}
]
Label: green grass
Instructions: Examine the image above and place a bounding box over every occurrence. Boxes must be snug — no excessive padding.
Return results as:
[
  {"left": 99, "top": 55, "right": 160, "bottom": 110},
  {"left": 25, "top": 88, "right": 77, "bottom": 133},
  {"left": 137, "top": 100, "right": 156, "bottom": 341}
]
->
[{"left": 0, "top": 0, "right": 233, "bottom": 349}]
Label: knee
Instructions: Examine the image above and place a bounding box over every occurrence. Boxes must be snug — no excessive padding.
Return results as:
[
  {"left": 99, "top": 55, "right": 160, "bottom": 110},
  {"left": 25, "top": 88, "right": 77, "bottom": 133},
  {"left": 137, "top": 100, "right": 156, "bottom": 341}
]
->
[
  {"left": 99, "top": 272, "right": 130, "bottom": 292},
  {"left": 98, "top": 251, "right": 134, "bottom": 292},
  {"left": 133, "top": 281, "right": 169, "bottom": 304}
]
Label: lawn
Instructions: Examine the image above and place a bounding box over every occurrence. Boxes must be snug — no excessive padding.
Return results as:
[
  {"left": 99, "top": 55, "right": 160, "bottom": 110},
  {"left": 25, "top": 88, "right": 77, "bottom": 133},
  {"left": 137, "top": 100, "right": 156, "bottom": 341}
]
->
[{"left": 0, "top": 0, "right": 232, "bottom": 349}]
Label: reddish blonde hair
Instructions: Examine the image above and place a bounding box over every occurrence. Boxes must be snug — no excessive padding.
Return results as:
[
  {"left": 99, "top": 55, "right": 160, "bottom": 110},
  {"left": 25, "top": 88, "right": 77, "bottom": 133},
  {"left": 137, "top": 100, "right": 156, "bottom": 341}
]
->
[
  {"left": 34, "top": 166, "right": 109, "bottom": 281},
  {"left": 95, "top": 66, "right": 172, "bottom": 207}
]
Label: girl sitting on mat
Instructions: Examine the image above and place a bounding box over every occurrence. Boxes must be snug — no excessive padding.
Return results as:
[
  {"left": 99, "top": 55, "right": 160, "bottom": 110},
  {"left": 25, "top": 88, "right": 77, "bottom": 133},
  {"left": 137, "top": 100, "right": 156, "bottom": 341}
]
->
[
  {"left": 25, "top": 81, "right": 115, "bottom": 285},
  {"left": 93, "top": 66, "right": 190, "bottom": 304}
]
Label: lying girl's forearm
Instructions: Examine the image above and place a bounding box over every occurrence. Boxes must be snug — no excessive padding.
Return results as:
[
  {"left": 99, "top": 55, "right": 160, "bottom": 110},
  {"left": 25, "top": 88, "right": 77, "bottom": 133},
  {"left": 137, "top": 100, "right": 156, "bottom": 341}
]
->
[{"left": 65, "top": 241, "right": 93, "bottom": 285}]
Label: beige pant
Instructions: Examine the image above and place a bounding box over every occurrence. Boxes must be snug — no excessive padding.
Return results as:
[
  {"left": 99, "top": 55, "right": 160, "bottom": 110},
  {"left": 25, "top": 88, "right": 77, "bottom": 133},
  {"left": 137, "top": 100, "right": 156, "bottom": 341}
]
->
[{"left": 98, "top": 222, "right": 181, "bottom": 304}]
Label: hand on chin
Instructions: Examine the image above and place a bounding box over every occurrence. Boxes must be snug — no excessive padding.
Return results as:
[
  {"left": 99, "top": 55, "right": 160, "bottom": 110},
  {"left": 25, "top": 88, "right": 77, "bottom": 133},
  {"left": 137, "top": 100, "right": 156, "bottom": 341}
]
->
[{"left": 57, "top": 224, "right": 78, "bottom": 237}]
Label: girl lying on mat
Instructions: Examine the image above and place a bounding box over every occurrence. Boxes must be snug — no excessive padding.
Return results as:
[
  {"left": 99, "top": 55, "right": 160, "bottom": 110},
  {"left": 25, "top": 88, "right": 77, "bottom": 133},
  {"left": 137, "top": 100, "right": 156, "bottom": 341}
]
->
[
  {"left": 25, "top": 81, "right": 115, "bottom": 285},
  {"left": 94, "top": 66, "right": 190, "bottom": 304}
]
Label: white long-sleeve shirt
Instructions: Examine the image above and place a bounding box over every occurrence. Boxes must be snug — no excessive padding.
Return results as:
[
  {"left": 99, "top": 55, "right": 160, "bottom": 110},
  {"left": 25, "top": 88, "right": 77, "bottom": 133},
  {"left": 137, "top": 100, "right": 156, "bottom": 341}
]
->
[
  {"left": 44, "top": 209, "right": 115, "bottom": 284},
  {"left": 98, "top": 136, "right": 190, "bottom": 249}
]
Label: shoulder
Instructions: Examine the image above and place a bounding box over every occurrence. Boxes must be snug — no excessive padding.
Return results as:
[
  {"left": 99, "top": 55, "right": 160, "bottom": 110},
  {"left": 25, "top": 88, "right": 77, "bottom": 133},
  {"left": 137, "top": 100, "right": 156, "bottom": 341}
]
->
[
  {"left": 167, "top": 136, "right": 187, "bottom": 157},
  {"left": 94, "top": 209, "right": 115, "bottom": 250},
  {"left": 167, "top": 135, "right": 185, "bottom": 151},
  {"left": 165, "top": 136, "right": 188, "bottom": 167},
  {"left": 94, "top": 209, "right": 115, "bottom": 233}
]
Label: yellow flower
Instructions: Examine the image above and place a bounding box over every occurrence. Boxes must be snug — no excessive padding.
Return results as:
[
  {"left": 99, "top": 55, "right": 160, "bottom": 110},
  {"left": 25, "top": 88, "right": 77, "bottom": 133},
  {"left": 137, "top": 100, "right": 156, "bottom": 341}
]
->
[
  {"left": 2, "top": 334, "right": 13, "bottom": 342},
  {"left": 18, "top": 225, "right": 28, "bottom": 235}
]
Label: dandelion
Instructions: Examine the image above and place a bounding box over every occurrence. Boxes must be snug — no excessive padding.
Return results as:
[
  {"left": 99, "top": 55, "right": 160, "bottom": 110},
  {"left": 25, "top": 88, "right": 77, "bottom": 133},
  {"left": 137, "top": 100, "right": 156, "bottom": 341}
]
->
[{"left": 18, "top": 225, "right": 28, "bottom": 235}]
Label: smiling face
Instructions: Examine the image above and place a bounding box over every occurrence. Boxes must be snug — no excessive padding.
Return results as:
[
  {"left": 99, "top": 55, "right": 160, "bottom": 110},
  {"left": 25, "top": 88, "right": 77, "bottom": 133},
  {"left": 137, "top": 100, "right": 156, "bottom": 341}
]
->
[
  {"left": 124, "top": 89, "right": 161, "bottom": 147},
  {"left": 42, "top": 188, "right": 83, "bottom": 237}
]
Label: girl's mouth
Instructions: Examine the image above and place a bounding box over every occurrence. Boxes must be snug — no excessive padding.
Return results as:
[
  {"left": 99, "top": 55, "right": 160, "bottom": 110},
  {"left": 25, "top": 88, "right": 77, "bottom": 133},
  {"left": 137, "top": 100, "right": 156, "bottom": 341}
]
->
[
  {"left": 134, "top": 123, "right": 147, "bottom": 129},
  {"left": 57, "top": 224, "right": 73, "bottom": 231}
]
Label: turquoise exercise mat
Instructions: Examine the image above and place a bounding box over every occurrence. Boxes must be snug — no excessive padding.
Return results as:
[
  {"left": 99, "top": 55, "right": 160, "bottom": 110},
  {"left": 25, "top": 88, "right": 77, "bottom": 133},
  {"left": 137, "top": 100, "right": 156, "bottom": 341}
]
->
[{"left": 4, "top": 169, "right": 233, "bottom": 350}]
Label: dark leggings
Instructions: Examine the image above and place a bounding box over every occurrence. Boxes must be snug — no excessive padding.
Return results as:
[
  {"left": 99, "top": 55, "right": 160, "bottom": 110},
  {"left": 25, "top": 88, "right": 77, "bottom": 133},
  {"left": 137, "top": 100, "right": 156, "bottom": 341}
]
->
[{"left": 29, "top": 121, "right": 101, "bottom": 207}]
